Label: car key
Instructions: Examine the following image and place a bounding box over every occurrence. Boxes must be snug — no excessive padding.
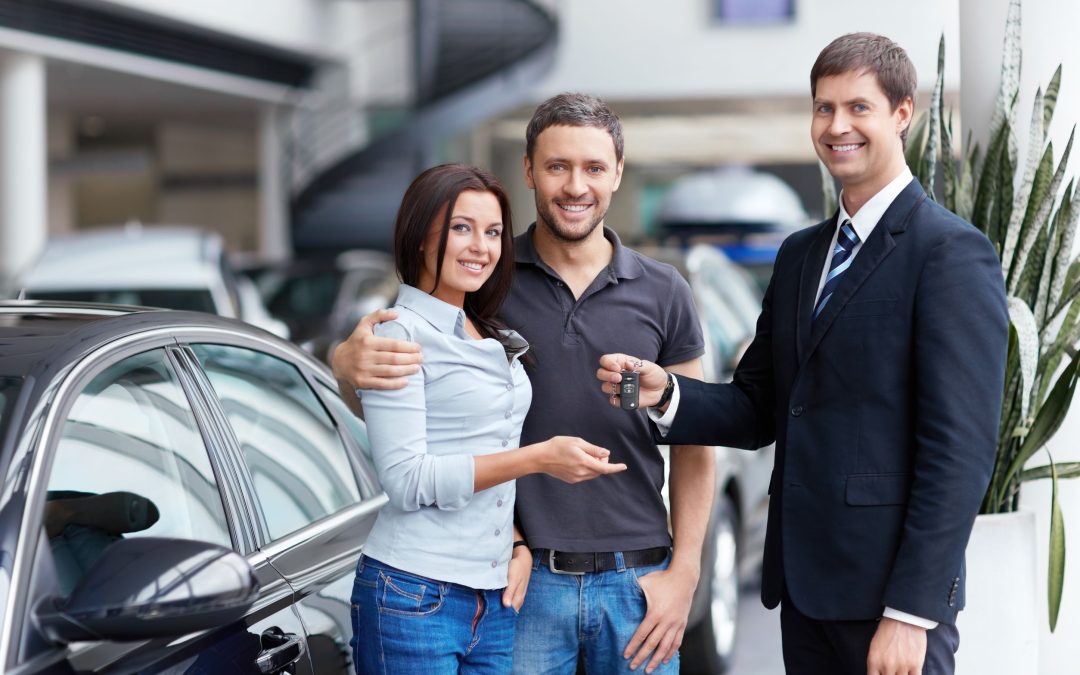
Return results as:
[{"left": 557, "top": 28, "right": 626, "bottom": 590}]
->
[{"left": 620, "top": 370, "right": 640, "bottom": 410}]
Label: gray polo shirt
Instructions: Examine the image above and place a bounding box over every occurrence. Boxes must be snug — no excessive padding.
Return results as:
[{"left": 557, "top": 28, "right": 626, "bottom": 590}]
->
[{"left": 504, "top": 225, "right": 704, "bottom": 552}]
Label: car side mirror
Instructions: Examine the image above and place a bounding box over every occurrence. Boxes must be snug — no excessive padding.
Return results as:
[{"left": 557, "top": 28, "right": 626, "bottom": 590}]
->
[{"left": 36, "top": 537, "right": 258, "bottom": 643}]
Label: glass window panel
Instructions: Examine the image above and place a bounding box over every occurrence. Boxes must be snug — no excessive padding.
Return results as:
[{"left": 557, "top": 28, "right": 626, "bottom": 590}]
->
[
  {"left": 191, "top": 344, "right": 362, "bottom": 540},
  {"left": 46, "top": 349, "right": 231, "bottom": 597},
  {"left": 714, "top": 0, "right": 794, "bottom": 23},
  {"left": 317, "top": 382, "right": 382, "bottom": 499}
]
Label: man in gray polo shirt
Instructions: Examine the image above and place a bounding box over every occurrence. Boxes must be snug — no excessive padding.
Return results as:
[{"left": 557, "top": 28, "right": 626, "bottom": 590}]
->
[{"left": 333, "top": 93, "right": 714, "bottom": 674}]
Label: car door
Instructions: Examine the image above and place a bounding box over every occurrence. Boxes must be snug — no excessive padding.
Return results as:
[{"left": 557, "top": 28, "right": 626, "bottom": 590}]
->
[
  {"left": 10, "top": 344, "right": 309, "bottom": 675},
  {"left": 183, "top": 341, "right": 384, "bottom": 674}
]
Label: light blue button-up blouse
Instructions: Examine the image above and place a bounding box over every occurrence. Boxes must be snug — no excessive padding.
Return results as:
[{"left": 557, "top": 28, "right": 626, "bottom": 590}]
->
[{"left": 360, "top": 284, "right": 532, "bottom": 589}]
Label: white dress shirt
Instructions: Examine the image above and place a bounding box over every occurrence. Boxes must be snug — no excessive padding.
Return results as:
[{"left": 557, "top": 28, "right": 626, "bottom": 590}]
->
[{"left": 652, "top": 167, "right": 938, "bottom": 629}]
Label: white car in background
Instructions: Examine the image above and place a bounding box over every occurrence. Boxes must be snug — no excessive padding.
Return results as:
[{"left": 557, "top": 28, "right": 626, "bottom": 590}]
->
[{"left": 20, "top": 224, "right": 289, "bottom": 338}]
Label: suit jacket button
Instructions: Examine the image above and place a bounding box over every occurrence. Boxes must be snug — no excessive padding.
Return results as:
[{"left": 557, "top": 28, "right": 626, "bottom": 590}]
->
[{"left": 791, "top": 405, "right": 804, "bottom": 417}]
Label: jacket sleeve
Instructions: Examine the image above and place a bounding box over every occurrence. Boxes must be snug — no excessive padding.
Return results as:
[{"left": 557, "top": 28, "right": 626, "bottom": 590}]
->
[
  {"left": 661, "top": 241, "right": 783, "bottom": 451},
  {"left": 882, "top": 225, "right": 1008, "bottom": 622},
  {"left": 360, "top": 320, "right": 475, "bottom": 512}
]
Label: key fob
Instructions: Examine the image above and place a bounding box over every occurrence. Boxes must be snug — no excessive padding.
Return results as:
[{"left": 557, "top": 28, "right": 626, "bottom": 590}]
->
[{"left": 620, "top": 371, "right": 640, "bottom": 410}]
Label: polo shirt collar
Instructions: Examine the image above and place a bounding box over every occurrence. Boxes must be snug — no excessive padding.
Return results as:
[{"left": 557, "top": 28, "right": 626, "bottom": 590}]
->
[
  {"left": 514, "top": 223, "right": 644, "bottom": 280},
  {"left": 395, "top": 283, "right": 467, "bottom": 337}
]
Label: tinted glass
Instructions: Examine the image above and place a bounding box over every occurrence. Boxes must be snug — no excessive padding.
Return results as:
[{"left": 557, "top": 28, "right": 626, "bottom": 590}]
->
[
  {"left": 0, "top": 376, "right": 20, "bottom": 436},
  {"left": 191, "top": 344, "right": 362, "bottom": 540},
  {"left": 317, "top": 382, "right": 381, "bottom": 499},
  {"left": 46, "top": 349, "right": 231, "bottom": 596},
  {"left": 28, "top": 289, "right": 217, "bottom": 314},
  {"left": 267, "top": 270, "right": 343, "bottom": 320}
]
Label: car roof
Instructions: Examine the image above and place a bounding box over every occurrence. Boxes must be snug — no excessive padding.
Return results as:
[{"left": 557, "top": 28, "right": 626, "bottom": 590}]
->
[
  {"left": 21, "top": 225, "right": 226, "bottom": 290},
  {"left": 657, "top": 167, "right": 808, "bottom": 228},
  {"left": 0, "top": 300, "right": 275, "bottom": 380}
]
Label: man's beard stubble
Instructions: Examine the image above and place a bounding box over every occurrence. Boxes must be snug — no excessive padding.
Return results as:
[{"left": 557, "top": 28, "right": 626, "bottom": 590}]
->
[{"left": 534, "top": 196, "right": 607, "bottom": 243}]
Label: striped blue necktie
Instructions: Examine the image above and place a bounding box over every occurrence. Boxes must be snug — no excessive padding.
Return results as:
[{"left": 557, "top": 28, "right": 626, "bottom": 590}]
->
[{"left": 813, "top": 219, "right": 859, "bottom": 321}]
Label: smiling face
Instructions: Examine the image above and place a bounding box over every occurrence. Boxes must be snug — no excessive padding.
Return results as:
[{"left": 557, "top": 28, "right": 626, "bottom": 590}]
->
[
  {"left": 524, "top": 124, "right": 624, "bottom": 243},
  {"left": 812, "top": 69, "right": 912, "bottom": 202},
  {"left": 417, "top": 189, "right": 504, "bottom": 309}
]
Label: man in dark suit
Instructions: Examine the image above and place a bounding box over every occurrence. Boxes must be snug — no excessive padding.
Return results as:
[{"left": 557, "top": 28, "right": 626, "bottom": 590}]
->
[{"left": 598, "top": 33, "right": 1008, "bottom": 675}]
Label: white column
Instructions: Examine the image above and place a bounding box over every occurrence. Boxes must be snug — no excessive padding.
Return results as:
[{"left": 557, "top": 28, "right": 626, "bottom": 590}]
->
[
  {"left": 960, "top": 2, "right": 1080, "bottom": 674},
  {"left": 0, "top": 51, "right": 46, "bottom": 293},
  {"left": 258, "top": 104, "right": 290, "bottom": 262}
]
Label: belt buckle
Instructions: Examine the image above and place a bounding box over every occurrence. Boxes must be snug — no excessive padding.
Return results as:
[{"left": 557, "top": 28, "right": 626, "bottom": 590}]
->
[{"left": 548, "top": 550, "right": 585, "bottom": 576}]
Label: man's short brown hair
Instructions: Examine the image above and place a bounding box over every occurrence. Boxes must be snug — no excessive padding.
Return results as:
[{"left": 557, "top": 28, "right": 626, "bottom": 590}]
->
[
  {"left": 811, "top": 32, "right": 917, "bottom": 117},
  {"left": 525, "top": 92, "right": 624, "bottom": 162}
]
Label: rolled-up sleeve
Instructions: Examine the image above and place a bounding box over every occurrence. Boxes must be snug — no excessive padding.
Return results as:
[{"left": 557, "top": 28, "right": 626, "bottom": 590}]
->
[{"left": 360, "top": 321, "right": 475, "bottom": 511}]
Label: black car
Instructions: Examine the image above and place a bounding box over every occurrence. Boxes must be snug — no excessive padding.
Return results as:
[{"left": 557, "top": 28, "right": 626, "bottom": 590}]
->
[{"left": 0, "top": 301, "right": 385, "bottom": 674}]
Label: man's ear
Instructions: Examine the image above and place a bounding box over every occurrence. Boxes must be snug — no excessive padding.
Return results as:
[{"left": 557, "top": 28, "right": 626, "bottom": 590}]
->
[
  {"left": 612, "top": 157, "right": 625, "bottom": 192},
  {"left": 523, "top": 153, "right": 536, "bottom": 189},
  {"left": 896, "top": 95, "right": 914, "bottom": 135}
]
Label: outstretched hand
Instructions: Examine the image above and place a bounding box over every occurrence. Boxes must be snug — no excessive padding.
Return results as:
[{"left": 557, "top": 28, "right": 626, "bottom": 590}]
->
[
  {"left": 596, "top": 354, "right": 669, "bottom": 409},
  {"left": 331, "top": 308, "right": 422, "bottom": 390},
  {"left": 537, "top": 436, "right": 628, "bottom": 483}
]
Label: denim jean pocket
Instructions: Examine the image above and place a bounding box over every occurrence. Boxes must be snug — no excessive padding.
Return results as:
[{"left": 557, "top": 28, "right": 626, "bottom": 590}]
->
[
  {"left": 629, "top": 558, "right": 670, "bottom": 599},
  {"left": 378, "top": 570, "right": 445, "bottom": 617}
]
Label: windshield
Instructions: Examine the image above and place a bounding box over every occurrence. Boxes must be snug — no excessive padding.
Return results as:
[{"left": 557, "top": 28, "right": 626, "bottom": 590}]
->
[
  {"left": 27, "top": 289, "right": 217, "bottom": 314},
  {"left": 0, "top": 376, "right": 22, "bottom": 437}
]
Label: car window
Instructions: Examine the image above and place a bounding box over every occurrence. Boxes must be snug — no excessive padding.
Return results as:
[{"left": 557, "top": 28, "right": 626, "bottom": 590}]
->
[
  {"left": 44, "top": 349, "right": 232, "bottom": 597},
  {"left": 190, "top": 344, "right": 363, "bottom": 541},
  {"left": 316, "top": 382, "right": 382, "bottom": 499},
  {"left": 0, "top": 375, "right": 20, "bottom": 436}
]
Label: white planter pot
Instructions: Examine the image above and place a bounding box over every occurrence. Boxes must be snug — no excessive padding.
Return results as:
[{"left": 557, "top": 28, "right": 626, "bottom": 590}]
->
[{"left": 955, "top": 511, "right": 1039, "bottom": 674}]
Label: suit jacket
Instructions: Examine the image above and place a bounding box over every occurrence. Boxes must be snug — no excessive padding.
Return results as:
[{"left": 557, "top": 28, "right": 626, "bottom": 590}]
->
[{"left": 663, "top": 179, "right": 1008, "bottom": 625}]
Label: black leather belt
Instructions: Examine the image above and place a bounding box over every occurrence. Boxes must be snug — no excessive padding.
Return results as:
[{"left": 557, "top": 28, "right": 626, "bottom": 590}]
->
[{"left": 539, "top": 546, "right": 669, "bottom": 575}]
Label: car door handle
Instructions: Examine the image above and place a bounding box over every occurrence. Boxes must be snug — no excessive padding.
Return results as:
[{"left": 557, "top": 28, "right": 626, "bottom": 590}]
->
[{"left": 256, "top": 627, "right": 306, "bottom": 674}]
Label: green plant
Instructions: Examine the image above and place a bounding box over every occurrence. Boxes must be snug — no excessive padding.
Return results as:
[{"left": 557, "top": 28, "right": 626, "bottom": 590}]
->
[{"left": 824, "top": 0, "right": 1080, "bottom": 630}]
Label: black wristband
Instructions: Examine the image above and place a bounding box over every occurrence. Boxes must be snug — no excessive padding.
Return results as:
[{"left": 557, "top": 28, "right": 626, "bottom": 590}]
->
[
  {"left": 653, "top": 372, "right": 675, "bottom": 409},
  {"left": 513, "top": 539, "right": 529, "bottom": 549}
]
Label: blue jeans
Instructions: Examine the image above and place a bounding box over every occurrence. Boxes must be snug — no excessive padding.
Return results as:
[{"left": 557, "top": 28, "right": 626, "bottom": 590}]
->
[
  {"left": 350, "top": 555, "right": 517, "bottom": 674},
  {"left": 511, "top": 550, "right": 679, "bottom": 674}
]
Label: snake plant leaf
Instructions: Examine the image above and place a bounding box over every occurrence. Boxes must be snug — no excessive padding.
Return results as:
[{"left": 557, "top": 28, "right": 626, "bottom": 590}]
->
[
  {"left": 976, "top": 122, "right": 1012, "bottom": 245},
  {"left": 993, "top": 138, "right": 1016, "bottom": 250},
  {"left": 999, "top": 324, "right": 1021, "bottom": 451},
  {"left": 1049, "top": 454, "right": 1066, "bottom": 632},
  {"left": 1043, "top": 179, "right": 1076, "bottom": 320},
  {"left": 1022, "top": 462, "right": 1080, "bottom": 481},
  {"left": 920, "top": 35, "right": 945, "bottom": 197},
  {"left": 1044, "top": 64, "right": 1062, "bottom": 132},
  {"left": 1001, "top": 87, "right": 1045, "bottom": 276},
  {"left": 989, "top": 0, "right": 1022, "bottom": 160},
  {"left": 1018, "top": 225, "right": 1050, "bottom": 308},
  {"left": 906, "top": 111, "right": 929, "bottom": 176},
  {"left": 1045, "top": 261, "right": 1080, "bottom": 350},
  {"left": 958, "top": 140, "right": 979, "bottom": 224},
  {"left": 1009, "top": 134, "right": 1072, "bottom": 295},
  {"left": 1008, "top": 297, "right": 1039, "bottom": 419},
  {"left": 819, "top": 160, "right": 837, "bottom": 218},
  {"left": 942, "top": 112, "right": 958, "bottom": 214},
  {"left": 1003, "top": 349, "right": 1080, "bottom": 487}
]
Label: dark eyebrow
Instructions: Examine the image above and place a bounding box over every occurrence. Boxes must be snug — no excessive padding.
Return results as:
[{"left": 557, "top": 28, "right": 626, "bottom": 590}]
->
[
  {"left": 449, "top": 214, "right": 476, "bottom": 223},
  {"left": 545, "top": 156, "right": 610, "bottom": 167}
]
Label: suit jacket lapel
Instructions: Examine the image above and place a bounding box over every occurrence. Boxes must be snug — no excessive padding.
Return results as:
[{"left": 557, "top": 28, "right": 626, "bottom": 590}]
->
[
  {"left": 799, "top": 179, "right": 928, "bottom": 367},
  {"left": 796, "top": 217, "right": 837, "bottom": 365}
]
